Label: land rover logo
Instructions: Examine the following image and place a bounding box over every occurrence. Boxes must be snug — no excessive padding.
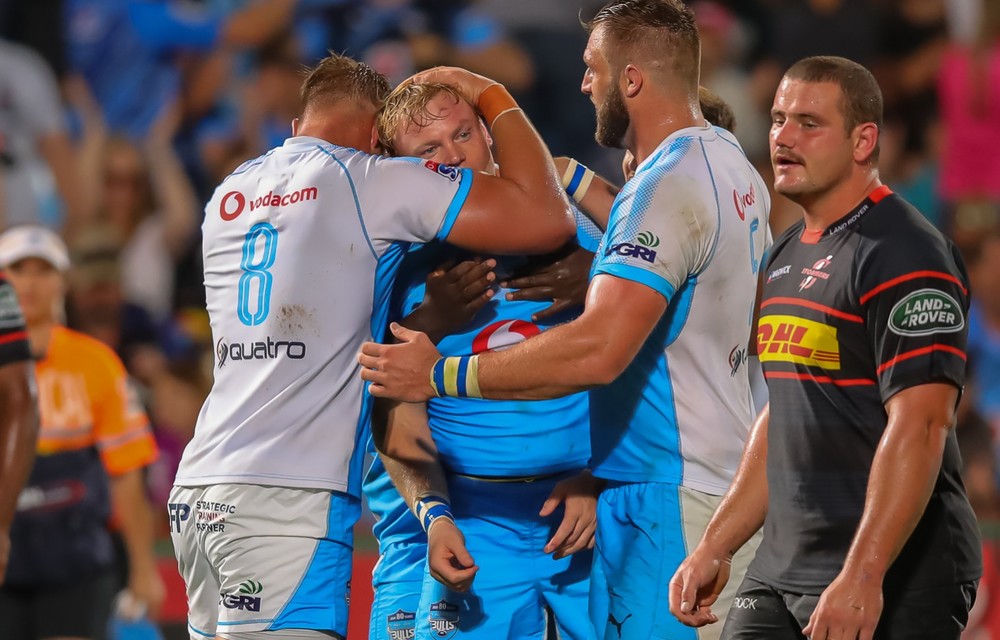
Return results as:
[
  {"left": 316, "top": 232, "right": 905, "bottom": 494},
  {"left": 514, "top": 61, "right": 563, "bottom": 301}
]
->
[{"left": 888, "top": 288, "right": 964, "bottom": 337}]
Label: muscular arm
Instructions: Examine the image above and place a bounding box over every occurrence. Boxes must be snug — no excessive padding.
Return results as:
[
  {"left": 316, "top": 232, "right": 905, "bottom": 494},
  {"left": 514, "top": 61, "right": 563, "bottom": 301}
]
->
[
  {"left": 475, "top": 274, "right": 664, "bottom": 399},
  {"left": 698, "top": 404, "right": 769, "bottom": 558},
  {"left": 446, "top": 110, "right": 574, "bottom": 254},
  {"left": 372, "top": 399, "right": 448, "bottom": 508},
  {"left": 841, "top": 383, "right": 957, "bottom": 581},
  {"left": 0, "top": 362, "right": 38, "bottom": 584}
]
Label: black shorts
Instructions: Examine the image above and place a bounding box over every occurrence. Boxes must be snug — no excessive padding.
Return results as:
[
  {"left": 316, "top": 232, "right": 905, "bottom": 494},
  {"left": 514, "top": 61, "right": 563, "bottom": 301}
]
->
[
  {"left": 0, "top": 570, "right": 116, "bottom": 640},
  {"left": 721, "top": 575, "right": 978, "bottom": 640}
]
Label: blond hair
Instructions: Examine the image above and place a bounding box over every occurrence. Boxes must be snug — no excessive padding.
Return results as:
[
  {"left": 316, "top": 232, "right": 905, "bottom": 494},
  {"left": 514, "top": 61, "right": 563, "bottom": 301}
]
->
[{"left": 376, "top": 82, "right": 473, "bottom": 155}]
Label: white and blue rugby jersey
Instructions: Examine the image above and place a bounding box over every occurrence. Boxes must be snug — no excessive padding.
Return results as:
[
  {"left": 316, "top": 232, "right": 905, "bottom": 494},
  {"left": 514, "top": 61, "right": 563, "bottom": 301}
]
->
[
  {"left": 175, "top": 136, "right": 473, "bottom": 495},
  {"left": 590, "top": 125, "right": 771, "bottom": 494}
]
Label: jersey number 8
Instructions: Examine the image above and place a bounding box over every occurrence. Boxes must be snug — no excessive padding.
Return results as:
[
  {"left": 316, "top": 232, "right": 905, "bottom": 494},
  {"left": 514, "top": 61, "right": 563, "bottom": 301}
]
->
[{"left": 237, "top": 223, "right": 278, "bottom": 326}]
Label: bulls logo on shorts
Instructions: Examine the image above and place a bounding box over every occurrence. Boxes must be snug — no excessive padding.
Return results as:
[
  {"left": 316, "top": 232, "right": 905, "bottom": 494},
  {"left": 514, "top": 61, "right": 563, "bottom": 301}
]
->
[
  {"left": 428, "top": 599, "right": 459, "bottom": 639},
  {"left": 387, "top": 609, "right": 416, "bottom": 640}
]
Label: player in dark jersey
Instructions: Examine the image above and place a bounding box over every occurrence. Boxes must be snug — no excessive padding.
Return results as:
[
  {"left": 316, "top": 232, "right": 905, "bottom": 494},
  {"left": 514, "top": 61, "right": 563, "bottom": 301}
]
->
[
  {"left": 669, "top": 56, "right": 982, "bottom": 640},
  {"left": 0, "top": 266, "right": 37, "bottom": 586}
]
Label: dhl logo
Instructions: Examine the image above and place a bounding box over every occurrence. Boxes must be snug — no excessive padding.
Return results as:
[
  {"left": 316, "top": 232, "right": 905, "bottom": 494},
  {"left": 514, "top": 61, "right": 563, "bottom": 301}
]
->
[{"left": 757, "top": 315, "right": 841, "bottom": 370}]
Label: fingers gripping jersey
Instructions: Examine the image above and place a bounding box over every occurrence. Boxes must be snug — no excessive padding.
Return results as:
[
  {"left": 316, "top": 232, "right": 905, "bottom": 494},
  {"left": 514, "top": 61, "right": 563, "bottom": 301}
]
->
[
  {"left": 175, "top": 137, "right": 472, "bottom": 494},
  {"left": 589, "top": 126, "right": 771, "bottom": 493}
]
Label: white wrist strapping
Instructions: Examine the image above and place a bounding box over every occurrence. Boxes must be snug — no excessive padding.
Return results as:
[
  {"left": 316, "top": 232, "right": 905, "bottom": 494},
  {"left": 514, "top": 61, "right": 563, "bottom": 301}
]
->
[{"left": 561, "top": 158, "right": 596, "bottom": 203}]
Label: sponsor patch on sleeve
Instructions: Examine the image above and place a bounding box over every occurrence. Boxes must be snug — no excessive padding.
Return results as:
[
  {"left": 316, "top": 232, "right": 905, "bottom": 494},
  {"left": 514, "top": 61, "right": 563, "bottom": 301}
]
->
[
  {"left": 423, "top": 161, "right": 460, "bottom": 182},
  {"left": 888, "top": 288, "right": 964, "bottom": 336}
]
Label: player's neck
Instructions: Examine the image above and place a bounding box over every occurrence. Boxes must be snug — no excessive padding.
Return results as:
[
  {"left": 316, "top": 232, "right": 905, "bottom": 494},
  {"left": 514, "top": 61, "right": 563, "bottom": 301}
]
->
[
  {"left": 27, "top": 320, "right": 55, "bottom": 358},
  {"left": 628, "top": 101, "right": 704, "bottom": 168},
  {"left": 799, "top": 170, "right": 882, "bottom": 232}
]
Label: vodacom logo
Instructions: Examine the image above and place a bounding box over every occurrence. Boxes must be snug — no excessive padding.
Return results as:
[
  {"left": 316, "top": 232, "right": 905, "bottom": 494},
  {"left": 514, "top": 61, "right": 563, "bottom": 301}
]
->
[
  {"left": 471, "top": 320, "right": 540, "bottom": 353},
  {"left": 220, "top": 191, "right": 246, "bottom": 221}
]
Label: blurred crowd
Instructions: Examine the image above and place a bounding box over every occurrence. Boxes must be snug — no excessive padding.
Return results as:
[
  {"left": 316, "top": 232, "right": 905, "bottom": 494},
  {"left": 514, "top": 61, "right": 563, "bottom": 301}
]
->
[{"left": 0, "top": 0, "right": 999, "bottom": 635}]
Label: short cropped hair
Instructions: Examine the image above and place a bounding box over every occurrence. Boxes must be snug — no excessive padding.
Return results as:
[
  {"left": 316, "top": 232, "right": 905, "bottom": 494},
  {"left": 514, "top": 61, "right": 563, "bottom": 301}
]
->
[
  {"left": 376, "top": 82, "right": 473, "bottom": 155},
  {"left": 699, "top": 86, "right": 735, "bottom": 132},
  {"left": 300, "top": 52, "right": 390, "bottom": 115},
  {"left": 784, "top": 56, "right": 883, "bottom": 132},
  {"left": 585, "top": 0, "right": 700, "bottom": 89},
  {"left": 783, "top": 56, "right": 882, "bottom": 162}
]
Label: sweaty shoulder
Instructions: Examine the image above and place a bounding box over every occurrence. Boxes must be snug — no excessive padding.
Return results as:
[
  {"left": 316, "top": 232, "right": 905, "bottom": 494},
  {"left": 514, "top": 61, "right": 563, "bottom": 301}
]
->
[{"left": 853, "top": 195, "right": 965, "bottom": 296}]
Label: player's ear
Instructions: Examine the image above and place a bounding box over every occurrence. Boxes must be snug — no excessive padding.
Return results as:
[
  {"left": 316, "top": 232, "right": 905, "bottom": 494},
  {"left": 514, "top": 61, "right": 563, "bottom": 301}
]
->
[
  {"left": 853, "top": 122, "right": 879, "bottom": 165},
  {"left": 623, "top": 64, "right": 643, "bottom": 99},
  {"left": 370, "top": 124, "right": 384, "bottom": 155},
  {"left": 480, "top": 118, "right": 493, "bottom": 147},
  {"left": 291, "top": 118, "right": 300, "bottom": 137}
]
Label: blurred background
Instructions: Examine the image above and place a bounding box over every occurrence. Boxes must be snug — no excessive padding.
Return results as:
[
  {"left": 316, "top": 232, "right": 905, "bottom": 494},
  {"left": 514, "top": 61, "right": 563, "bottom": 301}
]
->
[{"left": 0, "top": 0, "right": 998, "bottom": 637}]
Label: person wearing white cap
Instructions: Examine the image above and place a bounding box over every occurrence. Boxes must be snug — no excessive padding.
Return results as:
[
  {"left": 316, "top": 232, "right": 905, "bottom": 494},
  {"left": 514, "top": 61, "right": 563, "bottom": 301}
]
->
[{"left": 0, "top": 225, "right": 165, "bottom": 640}]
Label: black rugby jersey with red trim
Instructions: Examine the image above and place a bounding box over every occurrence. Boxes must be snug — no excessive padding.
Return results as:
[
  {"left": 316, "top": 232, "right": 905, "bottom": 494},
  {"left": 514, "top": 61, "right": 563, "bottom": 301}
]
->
[
  {"left": 748, "top": 186, "right": 981, "bottom": 593},
  {"left": 0, "top": 271, "right": 29, "bottom": 365}
]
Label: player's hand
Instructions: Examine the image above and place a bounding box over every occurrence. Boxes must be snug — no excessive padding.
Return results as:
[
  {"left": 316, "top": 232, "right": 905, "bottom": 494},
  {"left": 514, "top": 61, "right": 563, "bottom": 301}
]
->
[
  {"left": 406, "top": 258, "right": 496, "bottom": 341},
  {"left": 802, "top": 569, "right": 882, "bottom": 640},
  {"left": 539, "top": 470, "right": 602, "bottom": 559},
  {"left": 360, "top": 323, "right": 441, "bottom": 402},
  {"left": 129, "top": 563, "right": 166, "bottom": 619},
  {"left": 409, "top": 66, "right": 499, "bottom": 105},
  {"left": 503, "top": 245, "right": 593, "bottom": 322},
  {"left": 668, "top": 543, "right": 730, "bottom": 628},
  {"left": 427, "top": 518, "right": 479, "bottom": 592}
]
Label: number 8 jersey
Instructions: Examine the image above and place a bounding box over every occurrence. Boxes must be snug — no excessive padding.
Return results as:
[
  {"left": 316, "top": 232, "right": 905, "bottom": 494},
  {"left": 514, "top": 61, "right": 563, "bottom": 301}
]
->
[{"left": 175, "top": 136, "right": 473, "bottom": 496}]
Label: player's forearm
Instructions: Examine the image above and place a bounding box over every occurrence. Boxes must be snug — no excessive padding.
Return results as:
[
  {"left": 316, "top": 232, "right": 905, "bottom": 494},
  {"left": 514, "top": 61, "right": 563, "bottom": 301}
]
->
[
  {"left": 374, "top": 399, "right": 451, "bottom": 506},
  {"left": 110, "top": 470, "right": 159, "bottom": 577},
  {"left": 487, "top": 109, "right": 574, "bottom": 245},
  {"left": 840, "top": 408, "right": 949, "bottom": 581},
  {"left": 698, "top": 405, "right": 769, "bottom": 558},
  {"left": 553, "top": 157, "right": 618, "bottom": 231},
  {"left": 0, "top": 367, "right": 37, "bottom": 532},
  {"left": 477, "top": 319, "right": 624, "bottom": 400}
]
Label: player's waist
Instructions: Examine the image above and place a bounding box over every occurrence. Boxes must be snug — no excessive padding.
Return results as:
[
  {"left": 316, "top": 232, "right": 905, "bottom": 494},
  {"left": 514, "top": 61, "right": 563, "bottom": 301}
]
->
[{"left": 448, "top": 469, "right": 568, "bottom": 484}]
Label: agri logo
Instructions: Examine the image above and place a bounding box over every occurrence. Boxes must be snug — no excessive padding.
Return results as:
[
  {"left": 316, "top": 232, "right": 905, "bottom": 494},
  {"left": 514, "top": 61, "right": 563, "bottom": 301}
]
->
[
  {"left": 888, "top": 289, "right": 964, "bottom": 336},
  {"left": 472, "top": 319, "right": 540, "bottom": 353},
  {"left": 637, "top": 231, "right": 659, "bottom": 248},
  {"left": 608, "top": 230, "right": 659, "bottom": 264},
  {"left": 221, "top": 580, "right": 263, "bottom": 612}
]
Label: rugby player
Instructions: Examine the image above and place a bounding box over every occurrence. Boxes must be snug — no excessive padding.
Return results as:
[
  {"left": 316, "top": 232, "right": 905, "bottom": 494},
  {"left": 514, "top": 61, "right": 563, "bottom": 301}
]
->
[
  {"left": 169, "top": 53, "right": 576, "bottom": 640},
  {"left": 359, "top": 2, "right": 771, "bottom": 638},
  {"left": 670, "top": 56, "right": 982, "bottom": 640},
  {"left": 365, "top": 80, "right": 602, "bottom": 640}
]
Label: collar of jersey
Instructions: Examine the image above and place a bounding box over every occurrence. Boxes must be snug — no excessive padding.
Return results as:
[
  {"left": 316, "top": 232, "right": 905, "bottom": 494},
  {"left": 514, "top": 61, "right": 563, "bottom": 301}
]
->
[
  {"left": 635, "top": 123, "right": 716, "bottom": 174},
  {"left": 283, "top": 135, "right": 343, "bottom": 150}
]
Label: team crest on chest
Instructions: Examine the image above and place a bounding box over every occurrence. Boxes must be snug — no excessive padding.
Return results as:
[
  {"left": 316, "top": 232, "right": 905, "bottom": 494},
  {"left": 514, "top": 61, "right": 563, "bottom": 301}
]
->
[{"left": 799, "top": 255, "right": 834, "bottom": 291}]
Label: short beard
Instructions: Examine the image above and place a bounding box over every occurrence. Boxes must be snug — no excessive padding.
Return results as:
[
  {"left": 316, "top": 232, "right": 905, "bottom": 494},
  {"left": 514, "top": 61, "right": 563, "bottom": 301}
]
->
[{"left": 595, "top": 84, "right": 630, "bottom": 149}]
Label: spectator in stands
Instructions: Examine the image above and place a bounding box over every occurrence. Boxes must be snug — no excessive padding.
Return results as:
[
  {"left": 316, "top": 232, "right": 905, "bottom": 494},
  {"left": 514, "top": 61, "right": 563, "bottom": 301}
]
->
[
  {"left": 0, "top": 225, "right": 162, "bottom": 639},
  {"left": 0, "top": 39, "right": 90, "bottom": 233},
  {"left": 938, "top": 0, "right": 1000, "bottom": 241}
]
